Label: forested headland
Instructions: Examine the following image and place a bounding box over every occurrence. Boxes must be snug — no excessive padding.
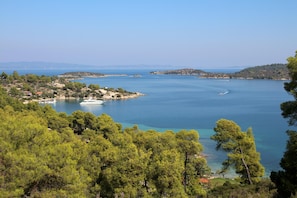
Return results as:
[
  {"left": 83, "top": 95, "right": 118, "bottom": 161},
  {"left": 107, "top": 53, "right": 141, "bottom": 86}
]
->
[{"left": 151, "top": 63, "right": 289, "bottom": 80}]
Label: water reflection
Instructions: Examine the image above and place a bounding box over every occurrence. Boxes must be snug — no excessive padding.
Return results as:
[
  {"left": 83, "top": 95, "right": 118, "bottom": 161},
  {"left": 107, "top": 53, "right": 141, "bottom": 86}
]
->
[{"left": 80, "top": 104, "right": 103, "bottom": 114}]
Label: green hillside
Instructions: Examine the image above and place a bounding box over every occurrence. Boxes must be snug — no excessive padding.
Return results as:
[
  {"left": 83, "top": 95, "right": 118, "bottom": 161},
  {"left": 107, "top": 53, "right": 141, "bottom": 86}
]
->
[{"left": 232, "top": 64, "right": 289, "bottom": 80}]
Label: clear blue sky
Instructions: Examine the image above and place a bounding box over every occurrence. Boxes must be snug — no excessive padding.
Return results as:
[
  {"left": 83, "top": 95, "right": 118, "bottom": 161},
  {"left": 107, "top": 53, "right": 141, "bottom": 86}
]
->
[{"left": 1, "top": 0, "right": 296, "bottom": 68}]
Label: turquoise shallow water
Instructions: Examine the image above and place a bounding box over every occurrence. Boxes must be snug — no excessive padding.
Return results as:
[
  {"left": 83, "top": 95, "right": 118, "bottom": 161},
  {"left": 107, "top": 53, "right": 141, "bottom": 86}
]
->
[{"left": 15, "top": 68, "right": 292, "bottom": 176}]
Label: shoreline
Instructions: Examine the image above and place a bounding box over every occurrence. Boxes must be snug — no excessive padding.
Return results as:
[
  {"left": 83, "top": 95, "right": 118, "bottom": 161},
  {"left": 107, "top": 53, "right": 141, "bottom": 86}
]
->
[{"left": 30, "top": 91, "right": 144, "bottom": 104}]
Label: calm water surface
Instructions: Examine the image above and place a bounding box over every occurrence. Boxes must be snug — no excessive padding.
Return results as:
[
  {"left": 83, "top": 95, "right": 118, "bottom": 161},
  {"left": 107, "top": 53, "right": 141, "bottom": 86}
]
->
[{"left": 15, "top": 69, "right": 293, "bottom": 175}]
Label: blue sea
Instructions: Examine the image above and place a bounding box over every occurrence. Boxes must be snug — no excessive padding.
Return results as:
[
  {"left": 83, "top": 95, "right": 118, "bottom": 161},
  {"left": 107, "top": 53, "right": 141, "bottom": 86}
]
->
[{"left": 5, "top": 68, "right": 293, "bottom": 176}]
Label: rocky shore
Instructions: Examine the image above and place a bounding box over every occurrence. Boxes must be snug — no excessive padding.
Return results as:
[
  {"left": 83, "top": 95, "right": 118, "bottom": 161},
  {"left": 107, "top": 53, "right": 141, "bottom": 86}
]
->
[{"left": 52, "top": 88, "right": 144, "bottom": 101}]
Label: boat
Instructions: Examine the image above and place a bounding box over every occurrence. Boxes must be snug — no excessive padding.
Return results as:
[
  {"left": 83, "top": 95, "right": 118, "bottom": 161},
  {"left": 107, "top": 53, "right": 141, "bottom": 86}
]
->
[
  {"left": 218, "top": 90, "right": 229, "bottom": 96},
  {"left": 80, "top": 98, "right": 104, "bottom": 105},
  {"left": 39, "top": 98, "right": 56, "bottom": 104}
]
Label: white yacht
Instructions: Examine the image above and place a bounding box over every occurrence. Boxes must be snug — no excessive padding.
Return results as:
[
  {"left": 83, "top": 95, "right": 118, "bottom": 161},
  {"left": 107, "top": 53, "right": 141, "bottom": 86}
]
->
[
  {"left": 39, "top": 99, "right": 56, "bottom": 104},
  {"left": 80, "top": 98, "right": 104, "bottom": 105}
]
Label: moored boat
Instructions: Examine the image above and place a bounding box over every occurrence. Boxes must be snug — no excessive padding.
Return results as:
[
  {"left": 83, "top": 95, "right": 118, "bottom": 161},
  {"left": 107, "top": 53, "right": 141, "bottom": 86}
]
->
[
  {"left": 80, "top": 98, "right": 104, "bottom": 105},
  {"left": 39, "top": 99, "right": 56, "bottom": 104}
]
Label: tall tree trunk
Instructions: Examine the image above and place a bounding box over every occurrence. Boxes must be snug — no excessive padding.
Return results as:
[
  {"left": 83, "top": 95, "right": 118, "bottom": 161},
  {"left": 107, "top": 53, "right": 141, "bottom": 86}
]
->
[
  {"left": 240, "top": 146, "right": 253, "bottom": 184},
  {"left": 183, "top": 152, "right": 188, "bottom": 192},
  {"left": 144, "top": 179, "right": 149, "bottom": 193}
]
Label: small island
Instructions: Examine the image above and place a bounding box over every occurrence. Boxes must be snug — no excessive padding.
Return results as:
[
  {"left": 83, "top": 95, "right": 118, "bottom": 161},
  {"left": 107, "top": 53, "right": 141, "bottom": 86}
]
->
[
  {"left": 58, "top": 71, "right": 128, "bottom": 79},
  {"left": 58, "top": 71, "right": 105, "bottom": 78},
  {"left": 150, "top": 68, "right": 206, "bottom": 75},
  {"left": 0, "top": 71, "right": 144, "bottom": 104}
]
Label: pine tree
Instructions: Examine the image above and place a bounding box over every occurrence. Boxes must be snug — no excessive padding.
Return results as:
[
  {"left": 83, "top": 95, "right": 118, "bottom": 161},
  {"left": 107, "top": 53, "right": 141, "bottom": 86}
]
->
[
  {"left": 271, "top": 51, "right": 297, "bottom": 197},
  {"left": 211, "top": 119, "right": 265, "bottom": 184}
]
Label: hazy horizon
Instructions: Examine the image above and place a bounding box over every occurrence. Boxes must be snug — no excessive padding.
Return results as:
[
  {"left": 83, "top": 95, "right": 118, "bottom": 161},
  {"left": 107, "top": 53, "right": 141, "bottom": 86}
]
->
[{"left": 0, "top": 61, "right": 281, "bottom": 71}]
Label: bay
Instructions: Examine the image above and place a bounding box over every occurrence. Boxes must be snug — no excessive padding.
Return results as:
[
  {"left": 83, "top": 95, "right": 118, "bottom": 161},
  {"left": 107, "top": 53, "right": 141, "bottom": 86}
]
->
[{"left": 19, "top": 68, "right": 292, "bottom": 176}]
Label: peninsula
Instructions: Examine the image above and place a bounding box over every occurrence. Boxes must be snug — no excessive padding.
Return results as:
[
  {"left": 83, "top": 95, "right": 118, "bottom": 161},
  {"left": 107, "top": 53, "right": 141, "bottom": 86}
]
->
[
  {"left": 0, "top": 71, "right": 143, "bottom": 104},
  {"left": 150, "top": 64, "right": 289, "bottom": 80}
]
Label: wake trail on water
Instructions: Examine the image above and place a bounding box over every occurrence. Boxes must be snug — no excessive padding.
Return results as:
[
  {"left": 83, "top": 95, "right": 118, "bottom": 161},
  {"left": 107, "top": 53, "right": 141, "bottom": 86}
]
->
[{"left": 218, "top": 89, "right": 230, "bottom": 96}]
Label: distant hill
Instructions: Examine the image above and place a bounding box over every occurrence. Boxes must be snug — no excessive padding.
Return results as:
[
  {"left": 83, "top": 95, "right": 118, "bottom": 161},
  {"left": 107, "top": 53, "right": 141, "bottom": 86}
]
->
[{"left": 231, "top": 63, "right": 289, "bottom": 80}]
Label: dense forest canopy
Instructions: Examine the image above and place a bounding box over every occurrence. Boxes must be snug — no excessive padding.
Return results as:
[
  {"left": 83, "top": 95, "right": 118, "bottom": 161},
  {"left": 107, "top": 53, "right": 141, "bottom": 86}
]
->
[{"left": 0, "top": 84, "right": 210, "bottom": 197}]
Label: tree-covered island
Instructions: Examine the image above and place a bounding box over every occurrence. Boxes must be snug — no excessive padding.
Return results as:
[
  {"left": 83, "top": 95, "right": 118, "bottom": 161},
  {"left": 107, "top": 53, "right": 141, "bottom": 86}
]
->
[
  {"left": 151, "top": 63, "right": 289, "bottom": 80},
  {"left": 58, "top": 71, "right": 128, "bottom": 78},
  {"left": 0, "top": 71, "right": 143, "bottom": 103}
]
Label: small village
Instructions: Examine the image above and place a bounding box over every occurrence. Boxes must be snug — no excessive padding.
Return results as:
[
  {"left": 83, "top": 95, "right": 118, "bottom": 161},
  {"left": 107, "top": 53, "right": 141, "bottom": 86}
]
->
[{"left": 0, "top": 71, "right": 143, "bottom": 104}]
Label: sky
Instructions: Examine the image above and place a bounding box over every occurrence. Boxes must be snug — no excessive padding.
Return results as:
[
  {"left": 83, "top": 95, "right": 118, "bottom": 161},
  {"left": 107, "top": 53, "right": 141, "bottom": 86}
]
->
[{"left": 0, "top": 0, "right": 297, "bottom": 69}]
